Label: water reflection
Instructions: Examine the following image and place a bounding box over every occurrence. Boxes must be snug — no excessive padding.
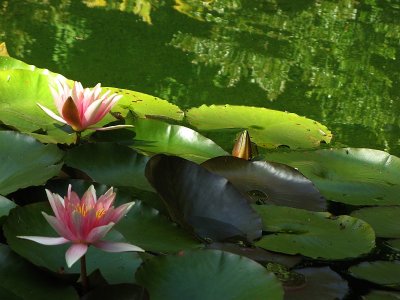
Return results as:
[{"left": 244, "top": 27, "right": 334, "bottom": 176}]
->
[{"left": 0, "top": 0, "right": 399, "bottom": 154}]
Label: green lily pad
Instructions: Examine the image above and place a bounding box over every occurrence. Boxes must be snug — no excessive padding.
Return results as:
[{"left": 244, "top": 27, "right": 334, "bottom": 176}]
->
[
  {"left": 4, "top": 202, "right": 142, "bottom": 283},
  {"left": 363, "top": 290, "right": 400, "bottom": 300},
  {"left": 266, "top": 148, "right": 400, "bottom": 206},
  {"left": 0, "top": 69, "right": 77, "bottom": 143},
  {"left": 130, "top": 118, "right": 228, "bottom": 163},
  {"left": 65, "top": 143, "right": 152, "bottom": 192},
  {"left": 0, "top": 131, "right": 63, "bottom": 195},
  {"left": 284, "top": 267, "right": 349, "bottom": 300},
  {"left": 0, "top": 56, "right": 34, "bottom": 71},
  {"left": 0, "top": 244, "right": 78, "bottom": 300},
  {"left": 82, "top": 284, "right": 148, "bottom": 300},
  {"left": 145, "top": 154, "right": 262, "bottom": 242},
  {"left": 351, "top": 206, "right": 400, "bottom": 238},
  {"left": 105, "top": 87, "right": 184, "bottom": 121},
  {"left": 136, "top": 249, "right": 284, "bottom": 300},
  {"left": 349, "top": 261, "right": 400, "bottom": 288},
  {"left": 254, "top": 205, "right": 375, "bottom": 259},
  {"left": 186, "top": 105, "right": 332, "bottom": 149},
  {"left": 115, "top": 201, "right": 201, "bottom": 253},
  {"left": 202, "top": 156, "right": 326, "bottom": 211}
]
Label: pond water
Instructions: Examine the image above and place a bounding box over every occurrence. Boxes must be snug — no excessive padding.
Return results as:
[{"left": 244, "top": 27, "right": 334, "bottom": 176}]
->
[{"left": 1, "top": 0, "right": 400, "bottom": 156}]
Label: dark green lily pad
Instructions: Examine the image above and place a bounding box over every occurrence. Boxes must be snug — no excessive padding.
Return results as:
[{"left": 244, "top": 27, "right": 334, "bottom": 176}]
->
[
  {"left": 145, "top": 154, "right": 262, "bottom": 242},
  {"left": 284, "top": 267, "right": 349, "bottom": 300},
  {"left": 202, "top": 156, "right": 326, "bottom": 211},
  {"left": 104, "top": 87, "right": 184, "bottom": 121},
  {"left": 136, "top": 249, "right": 284, "bottom": 300},
  {"left": 82, "top": 284, "right": 148, "bottom": 300},
  {"left": 65, "top": 143, "right": 152, "bottom": 191},
  {"left": 351, "top": 206, "right": 400, "bottom": 238},
  {"left": 115, "top": 201, "right": 201, "bottom": 253},
  {"left": 349, "top": 261, "right": 400, "bottom": 288},
  {"left": 0, "top": 131, "right": 63, "bottom": 195},
  {"left": 130, "top": 118, "right": 228, "bottom": 163},
  {"left": 254, "top": 205, "right": 375, "bottom": 259},
  {"left": 266, "top": 148, "right": 400, "bottom": 206},
  {"left": 186, "top": 105, "right": 332, "bottom": 149},
  {"left": 4, "top": 202, "right": 142, "bottom": 283},
  {"left": 363, "top": 290, "right": 400, "bottom": 300},
  {"left": 0, "top": 244, "right": 78, "bottom": 300}
]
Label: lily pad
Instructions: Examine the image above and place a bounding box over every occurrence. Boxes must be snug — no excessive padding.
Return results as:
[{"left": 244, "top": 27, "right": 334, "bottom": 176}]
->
[
  {"left": 363, "top": 290, "right": 400, "bottom": 300},
  {"left": 82, "top": 284, "right": 148, "bottom": 300},
  {"left": 186, "top": 105, "right": 332, "bottom": 149},
  {"left": 0, "top": 244, "right": 78, "bottom": 300},
  {"left": 284, "top": 267, "right": 349, "bottom": 300},
  {"left": 386, "top": 240, "right": 400, "bottom": 252},
  {"left": 145, "top": 154, "right": 262, "bottom": 242},
  {"left": 104, "top": 87, "right": 184, "bottom": 121},
  {"left": 254, "top": 205, "right": 375, "bottom": 259},
  {"left": 202, "top": 156, "right": 326, "bottom": 211},
  {"left": 0, "top": 69, "right": 77, "bottom": 143},
  {"left": 0, "top": 131, "right": 63, "bottom": 195},
  {"left": 4, "top": 202, "right": 142, "bottom": 283},
  {"left": 0, "top": 56, "right": 33, "bottom": 71},
  {"left": 130, "top": 118, "right": 228, "bottom": 163},
  {"left": 349, "top": 261, "right": 400, "bottom": 288},
  {"left": 65, "top": 143, "right": 152, "bottom": 191},
  {"left": 351, "top": 206, "right": 400, "bottom": 238},
  {"left": 115, "top": 201, "right": 201, "bottom": 253},
  {"left": 136, "top": 249, "right": 284, "bottom": 300},
  {"left": 266, "top": 148, "right": 400, "bottom": 206}
]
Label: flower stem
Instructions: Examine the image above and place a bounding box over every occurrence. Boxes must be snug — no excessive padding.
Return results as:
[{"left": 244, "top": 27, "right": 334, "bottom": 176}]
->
[
  {"left": 80, "top": 255, "right": 88, "bottom": 293},
  {"left": 75, "top": 131, "right": 81, "bottom": 145}
]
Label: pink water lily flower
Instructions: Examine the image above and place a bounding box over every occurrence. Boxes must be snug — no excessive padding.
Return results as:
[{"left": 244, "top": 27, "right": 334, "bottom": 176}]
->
[
  {"left": 18, "top": 185, "right": 144, "bottom": 268},
  {"left": 38, "top": 78, "right": 129, "bottom": 132}
]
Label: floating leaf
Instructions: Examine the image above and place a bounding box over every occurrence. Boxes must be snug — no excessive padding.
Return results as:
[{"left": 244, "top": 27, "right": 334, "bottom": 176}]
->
[
  {"left": 0, "top": 43, "right": 9, "bottom": 56},
  {"left": 82, "top": 284, "right": 148, "bottom": 300},
  {"left": 105, "top": 87, "right": 184, "bottom": 121},
  {"left": 267, "top": 148, "right": 400, "bottom": 206},
  {"left": 0, "top": 244, "right": 78, "bottom": 300},
  {"left": 386, "top": 240, "right": 400, "bottom": 252},
  {"left": 349, "top": 261, "right": 400, "bottom": 288},
  {"left": 115, "top": 201, "right": 201, "bottom": 253},
  {"left": 145, "top": 154, "right": 262, "bottom": 242},
  {"left": 186, "top": 105, "right": 332, "bottom": 149},
  {"left": 136, "top": 250, "right": 284, "bottom": 300},
  {"left": 284, "top": 267, "right": 349, "bottom": 300},
  {"left": 65, "top": 143, "right": 152, "bottom": 191},
  {"left": 351, "top": 206, "right": 400, "bottom": 238},
  {"left": 4, "top": 202, "right": 142, "bottom": 283},
  {"left": 202, "top": 156, "right": 326, "bottom": 211},
  {"left": 254, "top": 205, "right": 375, "bottom": 259},
  {"left": 363, "top": 290, "right": 400, "bottom": 300},
  {"left": 0, "top": 131, "right": 63, "bottom": 195},
  {"left": 130, "top": 118, "right": 228, "bottom": 163}
]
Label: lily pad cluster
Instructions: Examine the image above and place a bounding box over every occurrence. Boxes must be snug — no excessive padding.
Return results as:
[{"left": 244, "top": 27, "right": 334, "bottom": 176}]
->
[{"left": 0, "top": 54, "right": 398, "bottom": 299}]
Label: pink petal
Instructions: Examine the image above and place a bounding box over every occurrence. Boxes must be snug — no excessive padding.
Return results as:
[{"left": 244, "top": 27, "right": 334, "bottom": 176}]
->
[
  {"left": 96, "top": 187, "right": 116, "bottom": 210},
  {"left": 82, "top": 185, "right": 97, "bottom": 208},
  {"left": 66, "top": 243, "right": 88, "bottom": 268},
  {"left": 93, "top": 241, "right": 144, "bottom": 253},
  {"left": 86, "top": 223, "right": 114, "bottom": 243},
  {"left": 46, "top": 189, "right": 64, "bottom": 220},
  {"left": 83, "top": 98, "right": 104, "bottom": 126},
  {"left": 42, "top": 212, "right": 76, "bottom": 241},
  {"left": 17, "top": 236, "right": 69, "bottom": 245},
  {"left": 37, "top": 103, "right": 68, "bottom": 124},
  {"left": 110, "top": 202, "right": 135, "bottom": 223}
]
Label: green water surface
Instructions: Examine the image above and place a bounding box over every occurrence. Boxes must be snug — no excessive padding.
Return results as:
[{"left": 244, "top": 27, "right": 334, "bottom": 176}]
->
[{"left": 1, "top": 0, "right": 399, "bottom": 155}]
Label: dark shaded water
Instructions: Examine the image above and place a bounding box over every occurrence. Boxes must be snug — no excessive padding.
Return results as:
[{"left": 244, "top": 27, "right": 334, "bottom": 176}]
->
[{"left": 1, "top": 0, "right": 399, "bottom": 155}]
